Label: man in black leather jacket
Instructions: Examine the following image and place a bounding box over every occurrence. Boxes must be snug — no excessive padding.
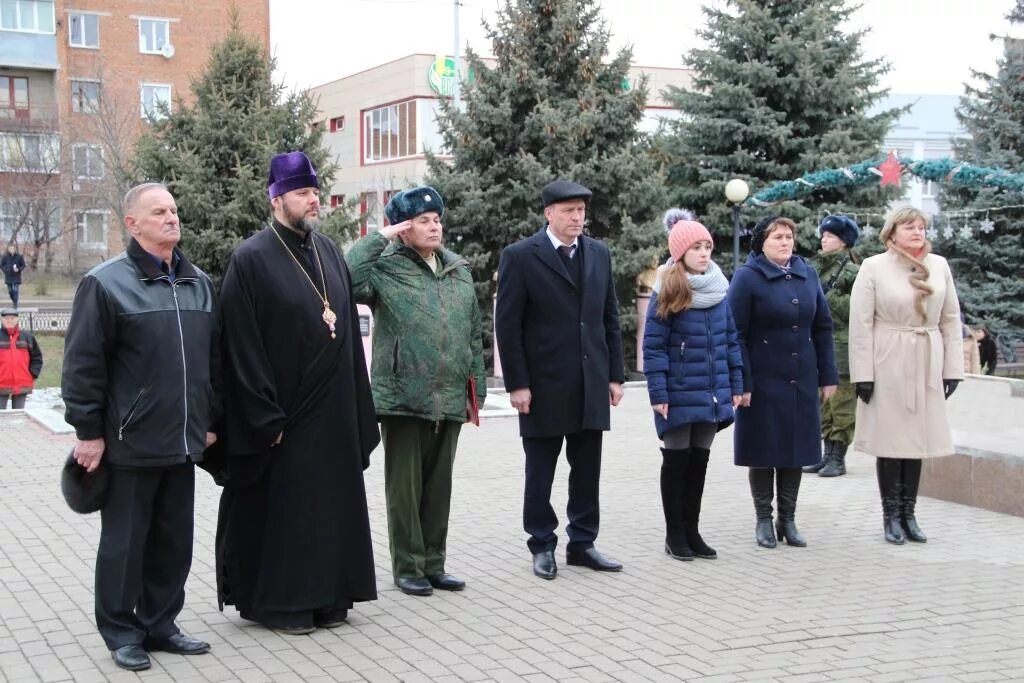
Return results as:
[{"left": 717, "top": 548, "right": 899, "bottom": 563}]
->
[{"left": 62, "top": 183, "right": 220, "bottom": 671}]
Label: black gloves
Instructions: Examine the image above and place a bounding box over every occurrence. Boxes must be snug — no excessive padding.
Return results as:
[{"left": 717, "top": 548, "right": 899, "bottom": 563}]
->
[
  {"left": 943, "top": 379, "right": 960, "bottom": 400},
  {"left": 855, "top": 382, "right": 874, "bottom": 404}
]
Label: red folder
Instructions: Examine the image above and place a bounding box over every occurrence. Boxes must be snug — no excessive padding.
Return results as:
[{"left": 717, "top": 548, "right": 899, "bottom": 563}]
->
[{"left": 467, "top": 377, "right": 480, "bottom": 426}]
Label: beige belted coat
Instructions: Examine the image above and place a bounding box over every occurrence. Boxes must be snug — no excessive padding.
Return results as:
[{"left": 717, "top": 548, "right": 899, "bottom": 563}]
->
[{"left": 848, "top": 250, "right": 964, "bottom": 458}]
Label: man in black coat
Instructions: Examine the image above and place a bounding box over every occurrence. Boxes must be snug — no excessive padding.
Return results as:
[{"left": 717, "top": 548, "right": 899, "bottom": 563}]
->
[
  {"left": 62, "top": 183, "right": 220, "bottom": 671},
  {"left": 495, "top": 180, "right": 626, "bottom": 580},
  {"left": 1, "top": 244, "right": 26, "bottom": 308}
]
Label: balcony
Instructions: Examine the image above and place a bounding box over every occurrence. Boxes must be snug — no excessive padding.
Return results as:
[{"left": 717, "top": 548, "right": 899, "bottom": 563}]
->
[
  {"left": 0, "top": 102, "right": 58, "bottom": 134},
  {"left": 0, "top": 130, "right": 61, "bottom": 174},
  {"left": 0, "top": 30, "right": 58, "bottom": 70}
]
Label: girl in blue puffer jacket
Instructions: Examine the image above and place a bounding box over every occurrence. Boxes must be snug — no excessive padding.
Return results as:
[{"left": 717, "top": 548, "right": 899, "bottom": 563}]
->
[{"left": 643, "top": 214, "right": 744, "bottom": 562}]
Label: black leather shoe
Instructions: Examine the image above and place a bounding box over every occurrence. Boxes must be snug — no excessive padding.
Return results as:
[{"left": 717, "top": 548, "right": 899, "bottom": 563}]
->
[
  {"left": 396, "top": 577, "right": 433, "bottom": 596},
  {"left": 532, "top": 550, "right": 557, "bottom": 580},
  {"left": 111, "top": 645, "right": 150, "bottom": 671},
  {"left": 427, "top": 573, "right": 466, "bottom": 591},
  {"left": 314, "top": 608, "right": 348, "bottom": 629},
  {"left": 143, "top": 633, "right": 210, "bottom": 655},
  {"left": 566, "top": 546, "right": 622, "bottom": 572}
]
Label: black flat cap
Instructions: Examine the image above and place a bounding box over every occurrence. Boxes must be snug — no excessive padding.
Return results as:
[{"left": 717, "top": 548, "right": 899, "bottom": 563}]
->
[
  {"left": 60, "top": 448, "right": 110, "bottom": 514},
  {"left": 542, "top": 180, "right": 592, "bottom": 207}
]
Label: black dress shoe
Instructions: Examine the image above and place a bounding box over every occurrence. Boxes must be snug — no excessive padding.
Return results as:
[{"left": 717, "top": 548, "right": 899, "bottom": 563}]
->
[
  {"left": 532, "top": 550, "right": 557, "bottom": 580},
  {"left": 566, "top": 546, "right": 623, "bottom": 572},
  {"left": 427, "top": 573, "right": 466, "bottom": 591},
  {"left": 143, "top": 632, "right": 210, "bottom": 655},
  {"left": 396, "top": 577, "right": 433, "bottom": 596},
  {"left": 111, "top": 644, "right": 150, "bottom": 671},
  {"left": 314, "top": 608, "right": 349, "bottom": 629}
]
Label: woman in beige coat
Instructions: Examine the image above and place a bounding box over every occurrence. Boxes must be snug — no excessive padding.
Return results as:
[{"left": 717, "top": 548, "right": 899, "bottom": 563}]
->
[{"left": 849, "top": 207, "right": 964, "bottom": 545}]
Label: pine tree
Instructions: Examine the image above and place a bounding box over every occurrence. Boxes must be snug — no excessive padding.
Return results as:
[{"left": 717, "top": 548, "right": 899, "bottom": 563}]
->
[
  {"left": 657, "top": 0, "right": 901, "bottom": 265},
  {"left": 425, "top": 0, "right": 668, "bottom": 372},
  {"left": 942, "top": 22, "right": 1024, "bottom": 340},
  {"left": 133, "top": 17, "right": 355, "bottom": 281}
]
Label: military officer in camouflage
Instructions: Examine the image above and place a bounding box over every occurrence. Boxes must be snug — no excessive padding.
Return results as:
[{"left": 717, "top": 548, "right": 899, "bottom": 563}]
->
[
  {"left": 347, "top": 186, "right": 487, "bottom": 597},
  {"left": 804, "top": 214, "right": 860, "bottom": 477}
]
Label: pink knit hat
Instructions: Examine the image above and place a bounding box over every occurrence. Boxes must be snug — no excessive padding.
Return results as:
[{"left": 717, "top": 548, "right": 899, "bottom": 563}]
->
[{"left": 668, "top": 220, "right": 713, "bottom": 261}]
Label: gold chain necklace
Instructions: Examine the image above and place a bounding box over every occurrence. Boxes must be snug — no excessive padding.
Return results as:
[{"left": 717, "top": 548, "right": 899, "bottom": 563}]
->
[{"left": 270, "top": 225, "right": 338, "bottom": 339}]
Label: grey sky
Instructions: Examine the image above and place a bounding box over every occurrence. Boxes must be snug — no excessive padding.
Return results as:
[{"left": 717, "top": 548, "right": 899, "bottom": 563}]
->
[{"left": 270, "top": 0, "right": 1019, "bottom": 96}]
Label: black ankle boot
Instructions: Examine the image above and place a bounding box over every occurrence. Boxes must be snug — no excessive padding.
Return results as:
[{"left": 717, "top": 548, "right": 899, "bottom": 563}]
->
[
  {"left": 748, "top": 468, "right": 776, "bottom": 548},
  {"left": 876, "top": 458, "right": 906, "bottom": 544},
  {"left": 819, "top": 441, "right": 848, "bottom": 477},
  {"left": 900, "top": 459, "right": 927, "bottom": 542},
  {"left": 803, "top": 441, "right": 829, "bottom": 474},
  {"left": 775, "top": 467, "right": 806, "bottom": 546},
  {"left": 683, "top": 447, "right": 716, "bottom": 559},
  {"left": 661, "top": 448, "right": 693, "bottom": 560}
]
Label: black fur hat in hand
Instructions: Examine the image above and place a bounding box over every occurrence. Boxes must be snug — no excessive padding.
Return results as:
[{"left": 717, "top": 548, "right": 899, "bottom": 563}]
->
[{"left": 61, "top": 448, "right": 110, "bottom": 514}]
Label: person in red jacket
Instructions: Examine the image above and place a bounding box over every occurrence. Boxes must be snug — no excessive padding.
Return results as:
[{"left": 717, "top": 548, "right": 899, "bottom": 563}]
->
[{"left": 0, "top": 308, "right": 42, "bottom": 409}]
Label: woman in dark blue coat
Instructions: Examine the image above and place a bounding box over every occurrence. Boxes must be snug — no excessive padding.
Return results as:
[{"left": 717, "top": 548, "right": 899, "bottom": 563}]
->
[
  {"left": 728, "top": 217, "right": 838, "bottom": 549},
  {"left": 644, "top": 216, "right": 743, "bottom": 561}
]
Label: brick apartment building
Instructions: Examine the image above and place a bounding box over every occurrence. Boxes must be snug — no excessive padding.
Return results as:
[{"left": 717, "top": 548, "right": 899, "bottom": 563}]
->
[{"left": 0, "top": 0, "right": 269, "bottom": 274}]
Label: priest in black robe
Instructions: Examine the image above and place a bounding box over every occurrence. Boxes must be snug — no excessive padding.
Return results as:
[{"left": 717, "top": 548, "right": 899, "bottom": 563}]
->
[{"left": 215, "top": 151, "right": 380, "bottom": 635}]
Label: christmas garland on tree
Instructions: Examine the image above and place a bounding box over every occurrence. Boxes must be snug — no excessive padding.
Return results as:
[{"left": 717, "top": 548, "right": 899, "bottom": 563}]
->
[{"left": 748, "top": 153, "right": 1024, "bottom": 206}]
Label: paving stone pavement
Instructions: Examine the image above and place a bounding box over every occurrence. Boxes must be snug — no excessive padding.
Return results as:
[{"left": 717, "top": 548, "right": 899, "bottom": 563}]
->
[{"left": 1, "top": 385, "right": 1023, "bottom": 682}]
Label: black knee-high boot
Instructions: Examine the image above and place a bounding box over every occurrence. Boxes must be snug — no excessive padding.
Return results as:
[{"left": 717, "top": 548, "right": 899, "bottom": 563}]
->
[
  {"left": 683, "top": 447, "right": 716, "bottom": 559},
  {"left": 900, "top": 459, "right": 927, "bottom": 542},
  {"left": 775, "top": 467, "right": 806, "bottom": 547},
  {"left": 748, "top": 468, "right": 776, "bottom": 548},
  {"left": 661, "top": 448, "right": 693, "bottom": 560},
  {"left": 876, "top": 457, "right": 906, "bottom": 544}
]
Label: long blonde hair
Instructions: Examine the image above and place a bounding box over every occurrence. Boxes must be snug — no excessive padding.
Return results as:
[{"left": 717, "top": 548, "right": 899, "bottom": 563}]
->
[
  {"left": 656, "top": 261, "right": 693, "bottom": 318},
  {"left": 880, "top": 207, "right": 933, "bottom": 321}
]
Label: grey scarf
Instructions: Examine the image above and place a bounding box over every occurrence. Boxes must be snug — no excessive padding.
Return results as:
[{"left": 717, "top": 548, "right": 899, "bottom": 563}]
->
[{"left": 688, "top": 261, "right": 730, "bottom": 310}]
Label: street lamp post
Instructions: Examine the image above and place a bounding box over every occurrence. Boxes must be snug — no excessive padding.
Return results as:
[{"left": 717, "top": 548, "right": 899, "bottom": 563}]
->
[{"left": 725, "top": 178, "right": 750, "bottom": 273}]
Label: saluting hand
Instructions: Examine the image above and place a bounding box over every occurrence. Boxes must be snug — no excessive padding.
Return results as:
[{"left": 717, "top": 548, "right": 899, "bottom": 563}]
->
[{"left": 379, "top": 220, "right": 413, "bottom": 241}]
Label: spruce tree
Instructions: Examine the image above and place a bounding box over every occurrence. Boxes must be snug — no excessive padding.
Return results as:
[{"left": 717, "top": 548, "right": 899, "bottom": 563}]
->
[
  {"left": 425, "top": 0, "right": 668, "bottom": 372},
  {"left": 133, "top": 19, "right": 355, "bottom": 281},
  {"left": 657, "top": 0, "right": 901, "bottom": 265},
  {"left": 942, "top": 20, "right": 1024, "bottom": 339}
]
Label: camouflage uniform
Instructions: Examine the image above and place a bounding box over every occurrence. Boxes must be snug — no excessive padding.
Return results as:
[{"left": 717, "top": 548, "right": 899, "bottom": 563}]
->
[
  {"left": 807, "top": 250, "right": 859, "bottom": 475},
  {"left": 348, "top": 232, "right": 486, "bottom": 582}
]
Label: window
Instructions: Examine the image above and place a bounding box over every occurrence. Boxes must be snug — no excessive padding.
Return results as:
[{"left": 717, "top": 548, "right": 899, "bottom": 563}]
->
[
  {"left": 71, "top": 80, "right": 100, "bottom": 114},
  {"left": 329, "top": 194, "right": 345, "bottom": 208},
  {"left": 0, "top": 201, "right": 18, "bottom": 241},
  {"left": 73, "top": 144, "right": 104, "bottom": 179},
  {"left": 0, "top": 0, "right": 55, "bottom": 33},
  {"left": 0, "top": 132, "right": 59, "bottom": 172},
  {"left": 362, "top": 100, "right": 417, "bottom": 163},
  {"left": 138, "top": 18, "right": 169, "bottom": 54},
  {"left": 0, "top": 76, "right": 29, "bottom": 119},
  {"left": 359, "top": 192, "right": 379, "bottom": 236},
  {"left": 329, "top": 116, "right": 345, "bottom": 133},
  {"left": 68, "top": 12, "right": 99, "bottom": 48},
  {"left": 76, "top": 211, "right": 106, "bottom": 246},
  {"left": 141, "top": 83, "right": 171, "bottom": 119}
]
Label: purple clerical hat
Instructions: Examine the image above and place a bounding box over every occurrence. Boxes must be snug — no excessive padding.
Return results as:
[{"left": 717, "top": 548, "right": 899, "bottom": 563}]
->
[{"left": 267, "top": 151, "right": 319, "bottom": 199}]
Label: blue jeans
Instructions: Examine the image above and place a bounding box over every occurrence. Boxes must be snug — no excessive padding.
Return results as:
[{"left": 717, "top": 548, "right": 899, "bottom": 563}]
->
[{"left": 6, "top": 282, "right": 19, "bottom": 307}]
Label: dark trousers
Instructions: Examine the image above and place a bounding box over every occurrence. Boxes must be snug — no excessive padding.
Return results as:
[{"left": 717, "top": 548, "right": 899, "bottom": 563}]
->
[
  {"left": 523, "top": 430, "right": 602, "bottom": 554},
  {"left": 6, "top": 282, "right": 18, "bottom": 308},
  {"left": 0, "top": 393, "right": 26, "bottom": 409},
  {"left": 380, "top": 416, "right": 462, "bottom": 580},
  {"left": 96, "top": 464, "right": 195, "bottom": 650}
]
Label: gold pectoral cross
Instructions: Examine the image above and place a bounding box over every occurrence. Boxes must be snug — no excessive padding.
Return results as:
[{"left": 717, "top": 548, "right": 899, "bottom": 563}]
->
[{"left": 322, "top": 300, "right": 338, "bottom": 339}]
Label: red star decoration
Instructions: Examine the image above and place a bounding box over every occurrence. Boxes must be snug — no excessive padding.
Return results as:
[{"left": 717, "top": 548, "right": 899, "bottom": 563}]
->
[{"left": 878, "top": 152, "right": 903, "bottom": 187}]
